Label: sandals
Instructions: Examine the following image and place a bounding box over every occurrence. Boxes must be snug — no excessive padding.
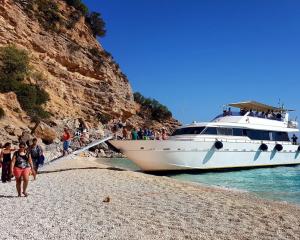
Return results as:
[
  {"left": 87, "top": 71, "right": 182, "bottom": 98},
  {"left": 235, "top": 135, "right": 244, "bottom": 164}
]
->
[{"left": 22, "top": 192, "right": 28, "bottom": 197}]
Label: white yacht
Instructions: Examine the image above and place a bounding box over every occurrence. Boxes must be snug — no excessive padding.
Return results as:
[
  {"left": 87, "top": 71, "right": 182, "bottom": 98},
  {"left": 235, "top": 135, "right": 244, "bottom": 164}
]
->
[{"left": 110, "top": 101, "right": 300, "bottom": 171}]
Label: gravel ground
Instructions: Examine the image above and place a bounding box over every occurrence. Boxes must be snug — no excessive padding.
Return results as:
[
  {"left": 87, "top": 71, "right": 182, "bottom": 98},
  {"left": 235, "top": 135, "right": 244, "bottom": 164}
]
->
[{"left": 0, "top": 156, "right": 300, "bottom": 240}]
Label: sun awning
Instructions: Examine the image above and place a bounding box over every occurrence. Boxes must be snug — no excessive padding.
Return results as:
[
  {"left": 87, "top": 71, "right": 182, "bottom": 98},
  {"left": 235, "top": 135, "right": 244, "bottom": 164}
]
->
[{"left": 227, "top": 101, "right": 294, "bottom": 112}]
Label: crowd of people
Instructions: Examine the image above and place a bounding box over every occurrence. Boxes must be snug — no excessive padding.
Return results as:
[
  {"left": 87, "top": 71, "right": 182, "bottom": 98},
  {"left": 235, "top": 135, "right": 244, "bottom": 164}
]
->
[
  {"left": 128, "top": 127, "right": 168, "bottom": 140},
  {"left": 0, "top": 138, "right": 43, "bottom": 197},
  {"left": 0, "top": 122, "right": 90, "bottom": 197},
  {"left": 110, "top": 119, "right": 169, "bottom": 140},
  {"left": 223, "top": 107, "right": 284, "bottom": 121}
]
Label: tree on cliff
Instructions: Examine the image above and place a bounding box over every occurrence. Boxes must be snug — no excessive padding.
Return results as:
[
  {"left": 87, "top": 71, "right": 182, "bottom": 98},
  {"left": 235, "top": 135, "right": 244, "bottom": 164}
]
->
[
  {"left": 86, "top": 12, "right": 106, "bottom": 37},
  {"left": 0, "top": 45, "right": 50, "bottom": 121},
  {"left": 65, "top": 0, "right": 88, "bottom": 15},
  {"left": 134, "top": 92, "right": 172, "bottom": 122}
]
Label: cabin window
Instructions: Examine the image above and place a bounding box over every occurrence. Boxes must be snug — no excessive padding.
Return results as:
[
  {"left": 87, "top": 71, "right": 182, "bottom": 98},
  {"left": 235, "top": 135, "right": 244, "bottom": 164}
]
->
[
  {"left": 246, "top": 130, "right": 270, "bottom": 140},
  {"left": 171, "top": 127, "right": 205, "bottom": 136},
  {"left": 202, "top": 127, "right": 217, "bottom": 135},
  {"left": 217, "top": 128, "right": 233, "bottom": 136},
  {"left": 271, "top": 132, "right": 289, "bottom": 141},
  {"left": 232, "top": 128, "right": 244, "bottom": 136}
]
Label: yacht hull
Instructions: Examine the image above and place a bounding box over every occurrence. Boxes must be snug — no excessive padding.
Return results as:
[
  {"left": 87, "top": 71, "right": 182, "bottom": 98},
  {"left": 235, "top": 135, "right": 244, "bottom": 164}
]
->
[{"left": 109, "top": 140, "right": 300, "bottom": 171}]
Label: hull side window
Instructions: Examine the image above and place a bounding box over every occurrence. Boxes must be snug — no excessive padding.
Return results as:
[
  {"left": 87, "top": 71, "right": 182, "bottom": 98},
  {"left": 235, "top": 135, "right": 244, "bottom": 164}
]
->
[
  {"left": 172, "top": 127, "right": 205, "bottom": 135},
  {"left": 271, "top": 132, "right": 289, "bottom": 141}
]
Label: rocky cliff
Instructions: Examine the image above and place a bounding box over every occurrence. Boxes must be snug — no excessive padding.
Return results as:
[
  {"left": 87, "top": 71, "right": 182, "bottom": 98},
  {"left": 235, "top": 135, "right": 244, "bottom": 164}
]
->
[{"left": 0, "top": 0, "right": 180, "bottom": 144}]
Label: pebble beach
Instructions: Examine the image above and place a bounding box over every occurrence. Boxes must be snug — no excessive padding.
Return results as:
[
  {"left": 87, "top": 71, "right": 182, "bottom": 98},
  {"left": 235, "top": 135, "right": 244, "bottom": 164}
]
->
[{"left": 1, "top": 156, "right": 300, "bottom": 240}]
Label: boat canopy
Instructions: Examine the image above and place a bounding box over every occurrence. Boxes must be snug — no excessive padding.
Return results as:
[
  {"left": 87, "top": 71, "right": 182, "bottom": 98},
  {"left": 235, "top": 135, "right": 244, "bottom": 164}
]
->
[{"left": 228, "top": 101, "right": 294, "bottom": 112}]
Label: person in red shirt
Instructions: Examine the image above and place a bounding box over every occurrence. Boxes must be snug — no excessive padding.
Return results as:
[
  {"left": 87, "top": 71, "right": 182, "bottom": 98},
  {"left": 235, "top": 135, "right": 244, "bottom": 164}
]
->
[{"left": 62, "top": 128, "right": 71, "bottom": 156}]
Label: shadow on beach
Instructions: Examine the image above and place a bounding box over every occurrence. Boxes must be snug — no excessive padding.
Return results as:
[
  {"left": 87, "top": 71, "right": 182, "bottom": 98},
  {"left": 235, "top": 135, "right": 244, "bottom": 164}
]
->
[
  {"left": 0, "top": 194, "right": 19, "bottom": 198},
  {"left": 39, "top": 166, "right": 126, "bottom": 175}
]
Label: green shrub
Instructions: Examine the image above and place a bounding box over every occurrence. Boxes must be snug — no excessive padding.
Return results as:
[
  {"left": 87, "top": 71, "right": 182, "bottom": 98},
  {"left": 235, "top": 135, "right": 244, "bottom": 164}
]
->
[
  {"left": 0, "top": 107, "right": 5, "bottom": 119},
  {"left": 36, "top": 0, "right": 62, "bottom": 31},
  {"left": 14, "top": 83, "right": 50, "bottom": 121},
  {"left": 0, "top": 46, "right": 50, "bottom": 121},
  {"left": 97, "top": 113, "right": 111, "bottom": 124},
  {"left": 65, "top": 0, "right": 88, "bottom": 16},
  {"left": 86, "top": 12, "right": 106, "bottom": 37},
  {"left": 0, "top": 45, "right": 29, "bottom": 82},
  {"left": 18, "top": 0, "right": 62, "bottom": 32},
  {"left": 133, "top": 92, "right": 172, "bottom": 121}
]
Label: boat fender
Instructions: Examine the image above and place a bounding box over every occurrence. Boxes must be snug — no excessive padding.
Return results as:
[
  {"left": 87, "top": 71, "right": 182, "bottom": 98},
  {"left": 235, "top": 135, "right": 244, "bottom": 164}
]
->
[
  {"left": 274, "top": 144, "right": 283, "bottom": 152},
  {"left": 259, "top": 143, "right": 268, "bottom": 151},
  {"left": 214, "top": 141, "right": 223, "bottom": 150},
  {"left": 298, "top": 146, "right": 300, "bottom": 152}
]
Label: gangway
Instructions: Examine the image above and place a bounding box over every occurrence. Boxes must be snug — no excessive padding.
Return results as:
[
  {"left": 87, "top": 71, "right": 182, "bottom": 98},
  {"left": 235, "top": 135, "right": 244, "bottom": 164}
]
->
[{"left": 43, "top": 135, "right": 113, "bottom": 166}]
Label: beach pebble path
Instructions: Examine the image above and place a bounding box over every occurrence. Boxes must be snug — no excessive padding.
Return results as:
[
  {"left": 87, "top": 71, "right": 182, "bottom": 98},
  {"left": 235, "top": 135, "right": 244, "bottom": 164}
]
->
[{"left": 0, "top": 156, "right": 300, "bottom": 240}]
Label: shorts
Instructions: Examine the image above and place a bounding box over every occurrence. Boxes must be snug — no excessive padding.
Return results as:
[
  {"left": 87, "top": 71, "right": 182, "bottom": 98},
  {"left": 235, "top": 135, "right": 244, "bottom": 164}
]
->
[
  {"left": 13, "top": 167, "right": 31, "bottom": 178},
  {"left": 63, "top": 141, "right": 70, "bottom": 151}
]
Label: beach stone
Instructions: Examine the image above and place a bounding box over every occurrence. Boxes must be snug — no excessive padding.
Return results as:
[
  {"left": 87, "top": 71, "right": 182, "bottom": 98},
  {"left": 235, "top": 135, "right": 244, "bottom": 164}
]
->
[
  {"left": 33, "top": 122, "right": 57, "bottom": 145},
  {"left": 13, "top": 128, "right": 23, "bottom": 137},
  {"left": 18, "top": 130, "right": 32, "bottom": 144},
  {"left": 102, "top": 196, "right": 110, "bottom": 203},
  {"left": 4, "top": 125, "right": 15, "bottom": 135}
]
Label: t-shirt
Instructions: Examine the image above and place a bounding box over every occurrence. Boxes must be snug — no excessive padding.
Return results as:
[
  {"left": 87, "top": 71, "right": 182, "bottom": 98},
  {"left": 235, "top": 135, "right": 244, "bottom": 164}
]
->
[
  {"left": 63, "top": 132, "right": 71, "bottom": 141},
  {"left": 14, "top": 151, "right": 30, "bottom": 169},
  {"left": 30, "top": 145, "right": 42, "bottom": 159},
  {"left": 131, "top": 131, "right": 138, "bottom": 140}
]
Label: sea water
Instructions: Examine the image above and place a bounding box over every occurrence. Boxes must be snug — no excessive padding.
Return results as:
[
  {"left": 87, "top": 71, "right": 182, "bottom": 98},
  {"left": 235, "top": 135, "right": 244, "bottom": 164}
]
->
[{"left": 99, "top": 158, "right": 300, "bottom": 205}]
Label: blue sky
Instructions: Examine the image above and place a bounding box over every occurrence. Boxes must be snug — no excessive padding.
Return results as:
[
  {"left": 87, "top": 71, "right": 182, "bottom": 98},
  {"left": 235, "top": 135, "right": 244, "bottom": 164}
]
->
[{"left": 83, "top": 0, "right": 300, "bottom": 124}]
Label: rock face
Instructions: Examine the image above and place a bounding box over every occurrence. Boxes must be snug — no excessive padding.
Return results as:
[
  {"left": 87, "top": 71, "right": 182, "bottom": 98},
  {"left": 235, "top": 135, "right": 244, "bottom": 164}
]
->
[
  {"left": 0, "top": 92, "right": 31, "bottom": 144},
  {"left": 0, "top": 0, "right": 135, "bottom": 121},
  {"left": 0, "top": 0, "right": 180, "bottom": 144},
  {"left": 33, "top": 122, "right": 57, "bottom": 144}
]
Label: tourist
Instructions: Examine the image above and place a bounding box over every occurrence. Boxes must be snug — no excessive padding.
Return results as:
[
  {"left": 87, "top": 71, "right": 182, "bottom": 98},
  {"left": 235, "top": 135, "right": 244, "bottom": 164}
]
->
[
  {"left": 122, "top": 127, "right": 128, "bottom": 140},
  {"left": 137, "top": 128, "right": 143, "bottom": 140},
  {"left": 29, "top": 138, "right": 43, "bottom": 180},
  {"left": 155, "top": 130, "right": 161, "bottom": 140},
  {"left": 117, "top": 119, "right": 124, "bottom": 129},
  {"left": 78, "top": 118, "right": 88, "bottom": 133},
  {"left": 10, "top": 142, "right": 35, "bottom": 197},
  {"left": 147, "top": 129, "right": 154, "bottom": 140},
  {"left": 267, "top": 110, "right": 272, "bottom": 119},
  {"left": 62, "top": 127, "right": 71, "bottom": 156},
  {"left": 131, "top": 128, "right": 138, "bottom": 140},
  {"left": 162, "top": 128, "right": 168, "bottom": 140},
  {"left": 227, "top": 107, "right": 232, "bottom": 116},
  {"left": 249, "top": 109, "right": 254, "bottom": 117},
  {"left": 80, "top": 129, "right": 89, "bottom": 145},
  {"left": 292, "top": 134, "right": 298, "bottom": 145},
  {"left": 0, "top": 142, "right": 15, "bottom": 183},
  {"left": 276, "top": 112, "right": 282, "bottom": 121},
  {"left": 143, "top": 128, "right": 149, "bottom": 140}
]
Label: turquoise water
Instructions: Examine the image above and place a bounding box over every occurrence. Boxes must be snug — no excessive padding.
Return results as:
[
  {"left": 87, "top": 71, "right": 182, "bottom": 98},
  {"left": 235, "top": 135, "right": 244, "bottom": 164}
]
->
[{"left": 98, "top": 158, "right": 300, "bottom": 205}]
